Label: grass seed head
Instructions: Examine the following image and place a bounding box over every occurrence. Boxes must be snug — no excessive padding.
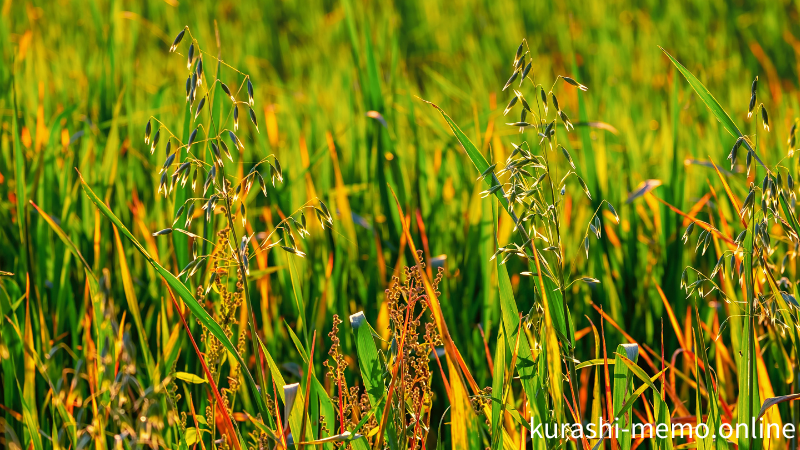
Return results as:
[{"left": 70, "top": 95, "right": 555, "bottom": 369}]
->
[
  {"left": 540, "top": 87, "right": 548, "bottom": 113},
  {"left": 221, "top": 82, "right": 235, "bottom": 102},
  {"left": 559, "top": 110, "right": 573, "bottom": 131},
  {"left": 144, "top": 120, "right": 151, "bottom": 145},
  {"left": 204, "top": 165, "right": 216, "bottom": 195},
  {"left": 195, "top": 57, "right": 203, "bottom": 85},
  {"left": 185, "top": 203, "right": 195, "bottom": 228},
  {"left": 514, "top": 42, "right": 524, "bottom": 63},
  {"left": 150, "top": 128, "right": 160, "bottom": 154},
  {"left": 503, "top": 71, "right": 518, "bottom": 91},
  {"left": 521, "top": 62, "right": 532, "bottom": 83},
  {"left": 160, "top": 152, "right": 176, "bottom": 174},
  {"left": 212, "top": 142, "right": 223, "bottom": 166},
  {"left": 503, "top": 95, "right": 518, "bottom": 115},
  {"left": 257, "top": 172, "right": 267, "bottom": 197},
  {"left": 187, "top": 127, "right": 198, "bottom": 151},
  {"left": 194, "top": 96, "right": 206, "bottom": 121},
  {"left": 191, "top": 166, "right": 198, "bottom": 191},
  {"left": 562, "top": 76, "right": 588, "bottom": 91},
  {"left": 153, "top": 228, "right": 173, "bottom": 237},
  {"left": 169, "top": 28, "right": 185, "bottom": 52},
  {"left": 249, "top": 107, "right": 259, "bottom": 132},
  {"left": 187, "top": 43, "right": 194, "bottom": 69}
]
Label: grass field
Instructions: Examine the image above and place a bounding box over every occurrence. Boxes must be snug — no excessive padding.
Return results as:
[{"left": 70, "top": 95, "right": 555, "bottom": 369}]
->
[{"left": 3, "top": 1, "right": 800, "bottom": 449}]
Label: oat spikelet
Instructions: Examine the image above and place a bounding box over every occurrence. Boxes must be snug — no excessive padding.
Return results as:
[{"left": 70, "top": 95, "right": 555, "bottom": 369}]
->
[
  {"left": 248, "top": 107, "right": 259, "bottom": 132},
  {"left": 187, "top": 43, "right": 195, "bottom": 69},
  {"left": 170, "top": 28, "right": 185, "bottom": 52}
]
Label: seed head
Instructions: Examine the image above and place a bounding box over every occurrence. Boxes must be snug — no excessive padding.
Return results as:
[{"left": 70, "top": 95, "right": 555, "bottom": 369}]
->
[
  {"left": 247, "top": 78, "right": 254, "bottom": 106},
  {"left": 185, "top": 203, "right": 195, "bottom": 228},
  {"left": 191, "top": 166, "right": 198, "bottom": 191},
  {"left": 540, "top": 87, "right": 548, "bottom": 114},
  {"left": 228, "top": 130, "right": 244, "bottom": 151},
  {"left": 503, "top": 71, "right": 519, "bottom": 91},
  {"left": 144, "top": 120, "right": 152, "bottom": 145},
  {"left": 607, "top": 203, "right": 620, "bottom": 224},
  {"left": 514, "top": 55, "right": 525, "bottom": 72},
  {"left": 233, "top": 183, "right": 242, "bottom": 203},
  {"left": 319, "top": 200, "right": 333, "bottom": 224},
  {"left": 153, "top": 228, "right": 173, "bottom": 237},
  {"left": 514, "top": 42, "right": 524, "bottom": 64},
  {"left": 187, "top": 43, "right": 195, "bottom": 70},
  {"left": 560, "top": 145, "right": 575, "bottom": 169},
  {"left": 187, "top": 127, "right": 198, "bottom": 151},
  {"left": 520, "top": 62, "right": 532, "bottom": 84},
  {"left": 559, "top": 110, "right": 573, "bottom": 131},
  {"left": 249, "top": 107, "right": 259, "bottom": 132},
  {"left": 503, "top": 96, "right": 518, "bottom": 116},
  {"left": 194, "top": 97, "right": 206, "bottom": 121},
  {"left": 562, "top": 76, "right": 588, "bottom": 91},
  {"left": 257, "top": 172, "right": 268, "bottom": 197},
  {"left": 169, "top": 29, "right": 185, "bottom": 53},
  {"left": 195, "top": 57, "right": 203, "bottom": 86},
  {"left": 160, "top": 152, "right": 176, "bottom": 174},
  {"left": 211, "top": 142, "right": 223, "bottom": 166},
  {"left": 269, "top": 161, "right": 283, "bottom": 185},
  {"left": 220, "top": 140, "right": 233, "bottom": 162},
  {"left": 150, "top": 129, "right": 160, "bottom": 154},
  {"left": 204, "top": 165, "right": 216, "bottom": 195},
  {"left": 173, "top": 204, "right": 185, "bottom": 226},
  {"left": 221, "top": 82, "right": 235, "bottom": 102}
]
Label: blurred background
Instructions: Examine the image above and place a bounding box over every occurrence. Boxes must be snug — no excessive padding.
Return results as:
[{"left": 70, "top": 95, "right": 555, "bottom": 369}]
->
[{"left": 2, "top": 0, "right": 800, "bottom": 446}]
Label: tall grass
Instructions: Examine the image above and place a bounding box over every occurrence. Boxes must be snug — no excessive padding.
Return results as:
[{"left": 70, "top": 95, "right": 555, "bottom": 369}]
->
[{"left": 3, "top": 1, "right": 800, "bottom": 449}]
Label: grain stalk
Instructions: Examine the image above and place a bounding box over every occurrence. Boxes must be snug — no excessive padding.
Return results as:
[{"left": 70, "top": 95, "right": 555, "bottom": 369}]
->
[{"left": 143, "top": 26, "right": 334, "bottom": 449}]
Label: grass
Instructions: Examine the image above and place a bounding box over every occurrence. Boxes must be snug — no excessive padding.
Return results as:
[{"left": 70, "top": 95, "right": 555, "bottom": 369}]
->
[{"left": 3, "top": 0, "right": 800, "bottom": 449}]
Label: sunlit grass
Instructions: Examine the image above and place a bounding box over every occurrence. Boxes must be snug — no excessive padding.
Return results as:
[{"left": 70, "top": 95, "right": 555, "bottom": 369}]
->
[{"left": 2, "top": 1, "right": 800, "bottom": 449}]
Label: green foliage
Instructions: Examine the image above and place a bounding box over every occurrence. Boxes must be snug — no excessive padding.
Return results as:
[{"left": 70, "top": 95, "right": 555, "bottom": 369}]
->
[{"left": 4, "top": 1, "right": 800, "bottom": 449}]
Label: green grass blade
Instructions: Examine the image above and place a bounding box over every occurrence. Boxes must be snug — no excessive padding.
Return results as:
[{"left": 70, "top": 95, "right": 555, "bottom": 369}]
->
[
  {"left": 490, "top": 328, "right": 506, "bottom": 450},
  {"left": 112, "top": 225, "right": 155, "bottom": 379},
  {"left": 350, "top": 311, "right": 397, "bottom": 449},
  {"left": 11, "top": 74, "right": 28, "bottom": 278},
  {"left": 613, "top": 344, "right": 639, "bottom": 450},
  {"left": 660, "top": 47, "right": 743, "bottom": 139},
  {"left": 29, "top": 201, "right": 95, "bottom": 280}
]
